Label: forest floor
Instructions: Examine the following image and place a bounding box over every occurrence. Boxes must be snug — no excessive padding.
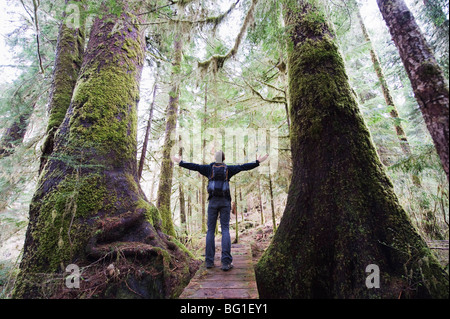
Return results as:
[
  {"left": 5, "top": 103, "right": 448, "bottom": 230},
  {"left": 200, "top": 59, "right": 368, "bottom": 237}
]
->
[{"left": 1, "top": 205, "right": 448, "bottom": 298}]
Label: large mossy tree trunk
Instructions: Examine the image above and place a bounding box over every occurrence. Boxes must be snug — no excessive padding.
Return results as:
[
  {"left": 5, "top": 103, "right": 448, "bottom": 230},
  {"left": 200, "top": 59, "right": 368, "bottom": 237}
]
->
[
  {"left": 377, "top": 0, "right": 449, "bottom": 181},
  {"left": 13, "top": 2, "right": 198, "bottom": 299},
  {"left": 254, "top": 0, "right": 449, "bottom": 299},
  {"left": 39, "top": 0, "right": 85, "bottom": 173}
]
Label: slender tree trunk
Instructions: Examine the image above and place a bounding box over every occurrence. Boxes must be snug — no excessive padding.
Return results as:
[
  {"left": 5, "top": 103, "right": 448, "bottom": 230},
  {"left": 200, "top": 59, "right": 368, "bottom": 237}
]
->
[
  {"left": 187, "top": 185, "right": 191, "bottom": 234},
  {"left": 233, "top": 187, "right": 239, "bottom": 243},
  {"left": 39, "top": 0, "right": 85, "bottom": 173},
  {"left": 268, "top": 165, "right": 276, "bottom": 233},
  {"left": 239, "top": 187, "right": 244, "bottom": 222},
  {"left": 356, "top": 2, "right": 421, "bottom": 186},
  {"left": 201, "top": 83, "right": 208, "bottom": 233},
  {"left": 13, "top": 3, "right": 198, "bottom": 299},
  {"left": 179, "top": 186, "right": 186, "bottom": 231},
  {"left": 356, "top": 4, "right": 412, "bottom": 156},
  {"left": 255, "top": 0, "right": 448, "bottom": 299},
  {"left": 257, "top": 172, "right": 264, "bottom": 225},
  {"left": 138, "top": 76, "right": 157, "bottom": 180},
  {"left": 156, "top": 22, "right": 183, "bottom": 237},
  {"left": 178, "top": 135, "right": 187, "bottom": 235},
  {"left": 377, "top": 0, "right": 449, "bottom": 181}
]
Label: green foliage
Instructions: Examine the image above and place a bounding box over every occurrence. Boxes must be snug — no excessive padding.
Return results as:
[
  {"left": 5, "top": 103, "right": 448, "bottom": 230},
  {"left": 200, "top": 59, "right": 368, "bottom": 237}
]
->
[{"left": 389, "top": 144, "right": 443, "bottom": 175}]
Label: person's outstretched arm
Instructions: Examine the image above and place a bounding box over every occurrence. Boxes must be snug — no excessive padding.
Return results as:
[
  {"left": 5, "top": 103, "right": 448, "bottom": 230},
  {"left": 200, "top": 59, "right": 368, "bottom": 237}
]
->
[
  {"left": 172, "top": 156, "right": 211, "bottom": 177},
  {"left": 227, "top": 154, "right": 269, "bottom": 179}
]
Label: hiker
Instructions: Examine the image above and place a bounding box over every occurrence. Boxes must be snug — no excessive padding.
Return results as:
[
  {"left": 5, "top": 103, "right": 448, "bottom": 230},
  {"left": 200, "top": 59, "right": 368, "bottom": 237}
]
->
[{"left": 172, "top": 151, "right": 269, "bottom": 271}]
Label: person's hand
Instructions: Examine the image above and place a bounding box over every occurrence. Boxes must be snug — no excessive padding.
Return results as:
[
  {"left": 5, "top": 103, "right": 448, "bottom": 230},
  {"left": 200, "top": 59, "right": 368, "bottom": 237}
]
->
[
  {"left": 172, "top": 156, "right": 182, "bottom": 163},
  {"left": 257, "top": 154, "right": 269, "bottom": 163}
]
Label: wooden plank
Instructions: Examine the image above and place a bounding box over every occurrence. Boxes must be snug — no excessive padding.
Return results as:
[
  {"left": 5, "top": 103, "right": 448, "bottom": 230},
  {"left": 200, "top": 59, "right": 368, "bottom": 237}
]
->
[
  {"left": 185, "top": 280, "right": 257, "bottom": 289},
  {"left": 180, "top": 288, "right": 258, "bottom": 299},
  {"left": 179, "top": 243, "right": 259, "bottom": 299}
]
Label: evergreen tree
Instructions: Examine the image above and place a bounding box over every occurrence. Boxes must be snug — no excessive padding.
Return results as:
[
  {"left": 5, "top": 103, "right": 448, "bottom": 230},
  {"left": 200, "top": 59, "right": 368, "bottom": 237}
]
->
[
  {"left": 377, "top": 0, "right": 449, "bottom": 181},
  {"left": 13, "top": 1, "right": 198, "bottom": 299},
  {"left": 255, "top": 0, "right": 448, "bottom": 299}
]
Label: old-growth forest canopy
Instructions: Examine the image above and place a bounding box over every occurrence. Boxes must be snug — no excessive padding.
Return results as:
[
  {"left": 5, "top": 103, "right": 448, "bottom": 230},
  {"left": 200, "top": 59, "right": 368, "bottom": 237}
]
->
[{"left": 0, "top": 0, "right": 448, "bottom": 298}]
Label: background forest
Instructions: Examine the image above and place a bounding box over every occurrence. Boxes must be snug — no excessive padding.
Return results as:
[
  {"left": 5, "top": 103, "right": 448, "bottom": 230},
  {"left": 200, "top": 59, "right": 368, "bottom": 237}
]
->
[{"left": 0, "top": 0, "right": 448, "bottom": 298}]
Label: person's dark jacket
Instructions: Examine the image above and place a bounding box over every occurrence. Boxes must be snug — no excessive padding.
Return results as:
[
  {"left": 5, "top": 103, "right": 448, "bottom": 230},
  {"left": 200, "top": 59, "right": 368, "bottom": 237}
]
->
[{"left": 179, "top": 160, "right": 260, "bottom": 200}]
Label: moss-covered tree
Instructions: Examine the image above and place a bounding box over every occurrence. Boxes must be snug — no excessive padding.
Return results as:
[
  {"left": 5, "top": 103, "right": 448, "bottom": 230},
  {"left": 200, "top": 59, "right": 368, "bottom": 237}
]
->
[
  {"left": 377, "top": 0, "right": 449, "bottom": 181},
  {"left": 155, "top": 18, "right": 183, "bottom": 237},
  {"left": 255, "top": 0, "right": 448, "bottom": 299},
  {"left": 39, "top": 0, "right": 85, "bottom": 173},
  {"left": 13, "top": 1, "right": 198, "bottom": 299}
]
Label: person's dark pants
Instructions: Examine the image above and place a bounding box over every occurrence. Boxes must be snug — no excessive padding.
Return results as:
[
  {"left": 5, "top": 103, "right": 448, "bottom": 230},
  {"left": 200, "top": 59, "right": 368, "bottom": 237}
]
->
[{"left": 205, "top": 196, "right": 232, "bottom": 266}]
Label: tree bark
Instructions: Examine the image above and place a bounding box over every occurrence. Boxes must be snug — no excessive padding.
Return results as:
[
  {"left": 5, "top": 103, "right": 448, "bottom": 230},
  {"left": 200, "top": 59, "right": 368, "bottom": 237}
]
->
[
  {"left": 39, "top": 0, "right": 85, "bottom": 173},
  {"left": 255, "top": 0, "right": 448, "bottom": 299},
  {"left": 377, "top": 0, "right": 449, "bottom": 181},
  {"left": 13, "top": 3, "right": 198, "bottom": 299}
]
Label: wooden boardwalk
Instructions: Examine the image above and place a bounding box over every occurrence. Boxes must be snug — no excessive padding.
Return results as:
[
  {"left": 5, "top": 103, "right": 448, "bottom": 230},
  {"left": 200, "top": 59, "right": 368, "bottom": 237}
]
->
[{"left": 179, "top": 243, "right": 259, "bottom": 299}]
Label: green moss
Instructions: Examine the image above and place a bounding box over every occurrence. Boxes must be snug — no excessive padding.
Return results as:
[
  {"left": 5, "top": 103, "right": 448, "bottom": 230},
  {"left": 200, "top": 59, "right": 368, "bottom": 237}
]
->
[
  {"left": 288, "top": 35, "right": 354, "bottom": 145},
  {"left": 75, "top": 176, "right": 108, "bottom": 218},
  {"left": 136, "top": 199, "right": 162, "bottom": 227},
  {"left": 68, "top": 63, "right": 139, "bottom": 167},
  {"left": 29, "top": 174, "right": 108, "bottom": 271},
  {"left": 122, "top": 38, "right": 141, "bottom": 60},
  {"left": 168, "top": 237, "right": 195, "bottom": 259},
  {"left": 46, "top": 24, "right": 84, "bottom": 133},
  {"left": 159, "top": 205, "right": 177, "bottom": 237}
]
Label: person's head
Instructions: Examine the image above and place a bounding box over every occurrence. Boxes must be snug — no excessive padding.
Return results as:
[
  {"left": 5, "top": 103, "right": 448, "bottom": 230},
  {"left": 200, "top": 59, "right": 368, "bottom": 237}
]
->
[{"left": 215, "top": 150, "right": 225, "bottom": 163}]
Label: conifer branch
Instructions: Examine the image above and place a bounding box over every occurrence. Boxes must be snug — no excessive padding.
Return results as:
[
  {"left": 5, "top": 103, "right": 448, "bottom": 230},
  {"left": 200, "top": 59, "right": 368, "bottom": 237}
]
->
[{"left": 198, "top": 0, "right": 258, "bottom": 73}]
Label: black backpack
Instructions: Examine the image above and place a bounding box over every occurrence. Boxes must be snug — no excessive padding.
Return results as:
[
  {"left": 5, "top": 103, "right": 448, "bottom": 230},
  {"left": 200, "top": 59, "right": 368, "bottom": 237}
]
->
[{"left": 207, "top": 163, "right": 230, "bottom": 197}]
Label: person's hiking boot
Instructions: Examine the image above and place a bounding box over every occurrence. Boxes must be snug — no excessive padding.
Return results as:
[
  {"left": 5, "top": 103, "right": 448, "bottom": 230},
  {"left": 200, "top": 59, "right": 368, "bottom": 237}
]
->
[
  {"left": 221, "top": 263, "right": 234, "bottom": 271},
  {"left": 206, "top": 261, "right": 214, "bottom": 269}
]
